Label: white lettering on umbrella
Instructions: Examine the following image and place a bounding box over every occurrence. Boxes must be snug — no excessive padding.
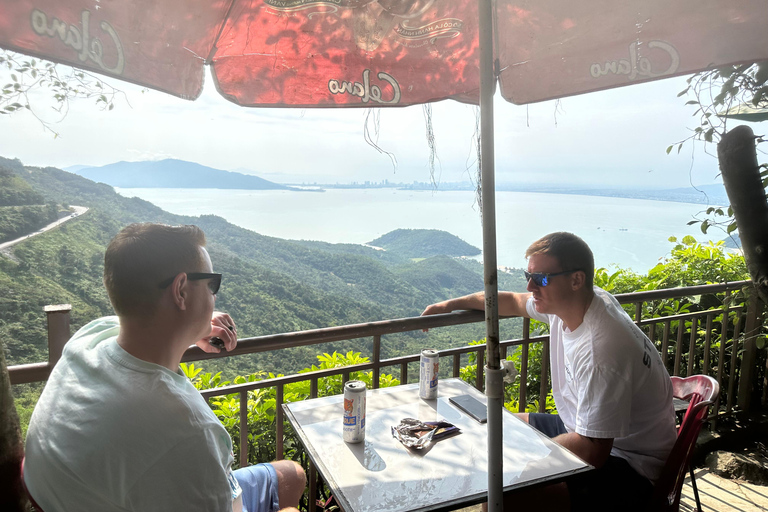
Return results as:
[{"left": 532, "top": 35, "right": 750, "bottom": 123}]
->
[
  {"left": 328, "top": 69, "right": 401, "bottom": 104},
  {"left": 30, "top": 8, "right": 125, "bottom": 75},
  {"left": 589, "top": 41, "right": 679, "bottom": 81}
]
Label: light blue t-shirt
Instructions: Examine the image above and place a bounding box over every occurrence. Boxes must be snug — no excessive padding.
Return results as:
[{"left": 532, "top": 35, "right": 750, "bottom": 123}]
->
[{"left": 24, "top": 317, "right": 244, "bottom": 511}]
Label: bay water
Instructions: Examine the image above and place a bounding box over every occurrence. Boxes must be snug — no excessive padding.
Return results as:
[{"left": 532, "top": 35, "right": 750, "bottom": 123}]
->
[{"left": 115, "top": 187, "right": 718, "bottom": 273}]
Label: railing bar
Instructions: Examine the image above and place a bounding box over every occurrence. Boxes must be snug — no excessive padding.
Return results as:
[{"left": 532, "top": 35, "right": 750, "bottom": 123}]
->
[
  {"left": 372, "top": 335, "right": 381, "bottom": 389},
  {"left": 614, "top": 281, "right": 747, "bottom": 303},
  {"left": 703, "top": 314, "right": 713, "bottom": 376},
  {"left": 661, "top": 321, "right": 670, "bottom": 369},
  {"left": 308, "top": 463, "right": 317, "bottom": 512},
  {"left": 634, "top": 302, "right": 642, "bottom": 324},
  {"left": 276, "top": 385, "right": 284, "bottom": 459},
  {"left": 400, "top": 362, "right": 408, "bottom": 384},
  {"left": 453, "top": 354, "right": 460, "bottom": 378},
  {"left": 240, "top": 391, "right": 249, "bottom": 468},
  {"left": 648, "top": 320, "right": 656, "bottom": 346},
  {"left": 342, "top": 370, "right": 350, "bottom": 385},
  {"left": 714, "top": 291, "right": 730, "bottom": 420},
  {"left": 475, "top": 348, "right": 485, "bottom": 391},
  {"left": 634, "top": 306, "right": 741, "bottom": 327},
  {"left": 519, "top": 343, "right": 529, "bottom": 413},
  {"left": 687, "top": 317, "right": 698, "bottom": 376},
  {"left": 311, "top": 377, "right": 318, "bottom": 399},
  {"left": 673, "top": 320, "right": 684, "bottom": 377},
  {"left": 539, "top": 336, "right": 550, "bottom": 413},
  {"left": 726, "top": 312, "right": 742, "bottom": 414}
]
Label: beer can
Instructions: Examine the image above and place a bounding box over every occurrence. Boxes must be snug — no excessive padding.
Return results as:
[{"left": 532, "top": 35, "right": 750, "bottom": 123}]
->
[
  {"left": 419, "top": 349, "right": 439, "bottom": 399},
  {"left": 343, "top": 380, "right": 366, "bottom": 443}
]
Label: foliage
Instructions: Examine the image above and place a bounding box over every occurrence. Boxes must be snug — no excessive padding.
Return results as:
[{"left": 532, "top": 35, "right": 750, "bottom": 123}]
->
[
  {"left": 368, "top": 228, "right": 481, "bottom": 258},
  {"left": 0, "top": 50, "right": 124, "bottom": 137},
  {"left": 673, "top": 62, "right": 767, "bottom": 235},
  {"left": 183, "top": 351, "right": 400, "bottom": 510},
  {"left": 596, "top": 236, "right": 762, "bottom": 407},
  {"left": 458, "top": 339, "right": 556, "bottom": 415},
  {"left": 0, "top": 204, "right": 58, "bottom": 242}
]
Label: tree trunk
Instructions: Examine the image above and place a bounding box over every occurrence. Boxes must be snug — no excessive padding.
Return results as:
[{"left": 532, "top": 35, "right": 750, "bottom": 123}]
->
[
  {"left": 0, "top": 346, "right": 31, "bottom": 511},
  {"left": 719, "top": 125, "right": 768, "bottom": 413},
  {"left": 718, "top": 125, "right": 768, "bottom": 303}
]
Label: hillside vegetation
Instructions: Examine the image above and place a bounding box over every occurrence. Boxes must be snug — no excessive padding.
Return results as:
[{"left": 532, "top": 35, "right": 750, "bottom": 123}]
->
[
  {"left": 0, "top": 157, "right": 524, "bottom": 379},
  {"left": 0, "top": 166, "right": 59, "bottom": 242},
  {"left": 369, "top": 228, "right": 481, "bottom": 258}
]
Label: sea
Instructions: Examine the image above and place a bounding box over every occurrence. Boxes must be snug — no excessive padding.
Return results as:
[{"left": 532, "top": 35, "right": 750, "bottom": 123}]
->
[{"left": 115, "top": 187, "right": 723, "bottom": 273}]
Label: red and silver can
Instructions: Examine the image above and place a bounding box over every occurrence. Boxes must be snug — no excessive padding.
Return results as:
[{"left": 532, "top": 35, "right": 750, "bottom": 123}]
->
[
  {"left": 419, "top": 349, "right": 439, "bottom": 399},
  {"left": 343, "top": 380, "right": 366, "bottom": 443}
]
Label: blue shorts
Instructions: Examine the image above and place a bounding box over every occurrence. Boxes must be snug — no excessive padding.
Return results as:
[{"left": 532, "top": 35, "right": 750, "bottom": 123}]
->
[
  {"left": 527, "top": 414, "right": 654, "bottom": 512},
  {"left": 233, "top": 463, "right": 279, "bottom": 512}
]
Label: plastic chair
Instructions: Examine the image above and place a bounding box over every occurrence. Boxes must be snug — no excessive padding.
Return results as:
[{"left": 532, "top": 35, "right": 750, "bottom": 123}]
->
[{"left": 648, "top": 375, "right": 719, "bottom": 512}]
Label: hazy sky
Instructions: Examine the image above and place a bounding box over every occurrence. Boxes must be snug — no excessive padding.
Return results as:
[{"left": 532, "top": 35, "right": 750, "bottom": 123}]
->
[{"left": 0, "top": 61, "right": 736, "bottom": 189}]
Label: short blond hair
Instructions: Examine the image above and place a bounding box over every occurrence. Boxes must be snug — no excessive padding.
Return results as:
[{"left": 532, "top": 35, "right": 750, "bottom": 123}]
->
[
  {"left": 104, "top": 223, "right": 206, "bottom": 317},
  {"left": 525, "top": 232, "right": 594, "bottom": 287}
]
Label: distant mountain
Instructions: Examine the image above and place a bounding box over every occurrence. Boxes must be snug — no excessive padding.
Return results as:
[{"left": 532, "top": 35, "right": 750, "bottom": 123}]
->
[
  {"left": 68, "top": 159, "right": 293, "bottom": 190},
  {"left": 63, "top": 164, "right": 94, "bottom": 174},
  {"left": 369, "top": 229, "right": 481, "bottom": 258}
]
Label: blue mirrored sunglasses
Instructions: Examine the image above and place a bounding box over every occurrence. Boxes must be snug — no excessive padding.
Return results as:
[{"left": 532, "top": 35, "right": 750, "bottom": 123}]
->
[{"left": 523, "top": 269, "right": 580, "bottom": 287}]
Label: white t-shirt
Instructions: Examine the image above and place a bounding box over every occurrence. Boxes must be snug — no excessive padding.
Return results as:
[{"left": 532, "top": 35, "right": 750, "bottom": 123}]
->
[
  {"left": 24, "top": 317, "right": 244, "bottom": 512},
  {"left": 527, "top": 287, "right": 676, "bottom": 482}
]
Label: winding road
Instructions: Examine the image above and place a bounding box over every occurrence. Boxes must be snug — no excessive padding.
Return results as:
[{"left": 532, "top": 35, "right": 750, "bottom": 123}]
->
[{"left": 0, "top": 205, "right": 89, "bottom": 251}]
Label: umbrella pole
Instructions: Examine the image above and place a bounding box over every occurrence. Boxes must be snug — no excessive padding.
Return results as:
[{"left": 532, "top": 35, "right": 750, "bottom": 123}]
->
[{"left": 478, "top": 1, "right": 503, "bottom": 511}]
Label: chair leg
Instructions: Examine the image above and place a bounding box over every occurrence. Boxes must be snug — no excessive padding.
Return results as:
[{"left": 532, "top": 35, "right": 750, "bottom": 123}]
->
[{"left": 690, "top": 465, "right": 702, "bottom": 512}]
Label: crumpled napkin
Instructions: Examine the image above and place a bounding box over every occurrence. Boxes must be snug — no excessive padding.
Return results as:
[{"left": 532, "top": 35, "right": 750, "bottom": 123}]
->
[{"left": 391, "top": 418, "right": 461, "bottom": 449}]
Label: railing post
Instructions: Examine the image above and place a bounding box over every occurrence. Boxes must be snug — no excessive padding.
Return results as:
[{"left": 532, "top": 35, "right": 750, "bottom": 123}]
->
[
  {"left": 44, "top": 304, "right": 72, "bottom": 368},
  {"left": 737, "top": 286, "right": 761, "bottom": 412}
]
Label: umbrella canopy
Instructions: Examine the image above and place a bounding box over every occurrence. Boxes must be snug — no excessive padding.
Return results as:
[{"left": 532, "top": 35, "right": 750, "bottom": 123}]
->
[
  {"left": 2, "top": 1, "right": 766, "bottom": 107},
  {"left": 3, "top": 2, "right": 768, "bottom": 511}
]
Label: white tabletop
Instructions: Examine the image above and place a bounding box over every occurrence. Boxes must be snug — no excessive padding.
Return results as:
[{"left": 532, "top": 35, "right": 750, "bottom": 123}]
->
[{"left": 284, "top": 379, "right": 591, "bottom": 512}]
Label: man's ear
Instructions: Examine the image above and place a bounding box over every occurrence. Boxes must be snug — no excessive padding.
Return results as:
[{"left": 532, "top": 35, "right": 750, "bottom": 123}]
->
[
  {"left": 169, "top": 272, "right": 188, "bottom": 310},
  {"left": 571, "top": 270, "right": 586, "bottom": 291}
]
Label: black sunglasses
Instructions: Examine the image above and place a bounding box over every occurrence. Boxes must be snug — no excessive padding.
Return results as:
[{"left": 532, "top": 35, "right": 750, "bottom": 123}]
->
[
  {"left": 158, "top": 272, "right": 222, "bottom": 295},
  {"left": 524, "top": 269, "right": 580, "bottom": 287}
]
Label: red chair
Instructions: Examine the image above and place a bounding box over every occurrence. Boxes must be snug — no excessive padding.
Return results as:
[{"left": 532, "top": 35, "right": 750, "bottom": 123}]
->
[{"left": 648, "top": 375, "right": 719, "bottom": 512}]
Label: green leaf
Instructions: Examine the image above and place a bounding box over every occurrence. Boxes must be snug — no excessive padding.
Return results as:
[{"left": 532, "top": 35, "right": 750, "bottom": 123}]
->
[
  {"left": 666, "top": 145, "right": 673, "bottom": 155},
  {"left": 727, "top": 222, "right": 738, "bottom": 234}
]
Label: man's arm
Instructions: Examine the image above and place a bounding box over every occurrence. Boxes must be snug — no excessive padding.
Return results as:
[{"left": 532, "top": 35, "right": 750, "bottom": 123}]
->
[
  {"left": 421, "top": 291, "right": 532, "bottom": 318},
  {"left": 553, "top": 432, "right": 614, "bottom": 469}
]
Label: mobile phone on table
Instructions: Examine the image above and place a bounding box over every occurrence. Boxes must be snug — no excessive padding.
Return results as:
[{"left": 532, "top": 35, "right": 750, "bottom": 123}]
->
[{"left": 449, "top": 394, "right": 488, "bottom": 423}]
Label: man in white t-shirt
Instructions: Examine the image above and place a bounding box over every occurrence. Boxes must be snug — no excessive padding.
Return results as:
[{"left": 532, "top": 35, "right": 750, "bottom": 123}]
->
[
  {"left": 422, "top": 232, "right": 676, "bottom": 512},
  {"left": 24, "top": 223, "right": 305, "bottom": 512}
]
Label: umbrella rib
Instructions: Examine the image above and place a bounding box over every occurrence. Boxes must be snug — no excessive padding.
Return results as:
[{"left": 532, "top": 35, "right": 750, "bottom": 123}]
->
[{"left": 206, "top": 0, "right": 240, "bottom": 64}]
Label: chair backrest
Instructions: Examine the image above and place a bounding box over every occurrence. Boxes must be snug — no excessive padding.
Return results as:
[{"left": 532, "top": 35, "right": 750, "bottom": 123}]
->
[{"left": 647, "top": 375, "right": 719, "bottom": 512}]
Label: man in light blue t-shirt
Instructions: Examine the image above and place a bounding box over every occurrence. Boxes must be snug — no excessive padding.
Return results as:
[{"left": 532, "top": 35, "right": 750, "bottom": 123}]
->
[{"left": 25, "top": 223, "right": 305, "bottom": 512}]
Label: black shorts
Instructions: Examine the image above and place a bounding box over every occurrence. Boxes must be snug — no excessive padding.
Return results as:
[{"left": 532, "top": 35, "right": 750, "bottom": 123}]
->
[{"left": 528, "top": 413, "right": 654, "bottom": 512}]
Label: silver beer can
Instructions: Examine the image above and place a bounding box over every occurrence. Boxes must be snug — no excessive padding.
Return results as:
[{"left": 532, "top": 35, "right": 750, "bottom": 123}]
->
[
  {"left": 343, "top": 380, "right": 366, "bottom": 443},
  {"left": 419, "top": 349, "right": 439, "bottom": 399}
]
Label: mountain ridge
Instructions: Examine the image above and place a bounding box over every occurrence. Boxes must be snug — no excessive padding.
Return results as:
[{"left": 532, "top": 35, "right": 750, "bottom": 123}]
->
[{"left": 68, "top": 159, "right": 296, "bottom": 190}]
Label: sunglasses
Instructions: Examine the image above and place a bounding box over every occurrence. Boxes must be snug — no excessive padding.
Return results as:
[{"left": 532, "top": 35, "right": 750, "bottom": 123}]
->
[
  {"left": 524, "top": 269, "right": 580, "bottom": 287},
  {"left": 158, "top": 272, "right": 222, "bottom": 295}
]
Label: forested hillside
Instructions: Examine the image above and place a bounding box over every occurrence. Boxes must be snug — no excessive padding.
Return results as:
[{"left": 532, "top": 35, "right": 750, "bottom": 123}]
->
[
  {"left": 0, "top": 157, "right": 524, "bottom": 379},
  {"left": 369, "top": 228, "right": 482, "bottom": 258},
  {"left": 0, "top": 165, "right": 59, "bottom": 242}
]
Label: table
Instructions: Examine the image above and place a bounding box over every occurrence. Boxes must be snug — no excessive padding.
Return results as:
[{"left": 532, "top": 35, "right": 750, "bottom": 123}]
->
[{"left": 283, "top": 379, "right": 592, "bottom": 512}]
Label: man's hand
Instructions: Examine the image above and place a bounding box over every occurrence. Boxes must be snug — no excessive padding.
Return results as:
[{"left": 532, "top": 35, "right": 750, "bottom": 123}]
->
[
  {"left": 195, "top": 311, "right": 238, "bottom": 353},
  {"left": 421, "top": 301, "right": 455, "bottom": 317}
]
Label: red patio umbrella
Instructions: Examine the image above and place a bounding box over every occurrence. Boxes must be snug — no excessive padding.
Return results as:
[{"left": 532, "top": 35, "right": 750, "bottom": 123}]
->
[{"left": 2, "top": 1, "right": 768, "bottom": 510}]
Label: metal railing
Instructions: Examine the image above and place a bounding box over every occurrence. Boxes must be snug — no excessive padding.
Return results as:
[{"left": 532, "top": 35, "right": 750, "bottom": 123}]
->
[{"left": 8, "top": 280, "right": 766, "bottom": 510}]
